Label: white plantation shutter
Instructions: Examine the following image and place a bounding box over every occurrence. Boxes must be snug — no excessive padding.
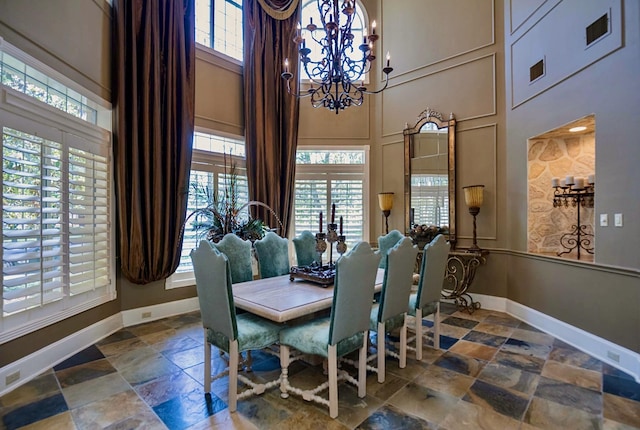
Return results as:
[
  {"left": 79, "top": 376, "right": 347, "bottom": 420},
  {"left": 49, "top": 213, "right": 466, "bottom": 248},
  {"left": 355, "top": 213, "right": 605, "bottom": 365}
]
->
[
  {"left": 294, "top": 179, "right": 328, "bottom": 233},
  {"left": 3, "top": 128, "right": 64, "bottom": 314}
]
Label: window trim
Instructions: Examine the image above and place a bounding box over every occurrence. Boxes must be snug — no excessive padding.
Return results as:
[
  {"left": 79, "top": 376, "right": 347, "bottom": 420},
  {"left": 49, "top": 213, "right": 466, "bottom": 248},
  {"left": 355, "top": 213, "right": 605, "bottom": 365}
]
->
[{"left": 0, "top": 68, "right": 114, "bottom": 345}]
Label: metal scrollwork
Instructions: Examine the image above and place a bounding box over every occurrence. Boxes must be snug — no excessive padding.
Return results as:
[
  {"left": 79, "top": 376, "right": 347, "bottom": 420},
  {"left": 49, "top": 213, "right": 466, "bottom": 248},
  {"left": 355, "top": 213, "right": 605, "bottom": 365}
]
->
[{"left": 441, "top": 251, "right": 487, "bottom": 313}]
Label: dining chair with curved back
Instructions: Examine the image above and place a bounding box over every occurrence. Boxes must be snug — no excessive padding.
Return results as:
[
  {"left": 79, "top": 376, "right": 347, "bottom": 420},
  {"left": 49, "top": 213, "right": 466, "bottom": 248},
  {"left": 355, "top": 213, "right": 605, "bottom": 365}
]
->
[
  {"left": 292, "top": 230, "right": 321, "bottom": 267},
  {"left": 190, "top": 240, "right": 283, "bottom": 412},
  {"left": 211, "top": 233, "right": 253, "bottom": 283},
  {"left": 278, "top": 241, "right": 381, "bottom": 418},
  {"left": 254, "top": 231, "right": 290, "bottom": 278},
  {"left": 368, "top": 237, "right": 418, "bottom": 383},
  {"left": 376, "top": 229, "right": 405, "bottom": 269},
  {"left": 408, "top": 234, "right": 450, "bottom": 359}
]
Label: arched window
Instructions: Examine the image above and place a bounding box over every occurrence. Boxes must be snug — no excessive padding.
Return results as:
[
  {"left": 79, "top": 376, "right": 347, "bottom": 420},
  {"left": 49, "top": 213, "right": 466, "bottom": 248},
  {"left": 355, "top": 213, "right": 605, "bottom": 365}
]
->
[{"left": 195, "top": 0, "right": 243, "bottom": 62}]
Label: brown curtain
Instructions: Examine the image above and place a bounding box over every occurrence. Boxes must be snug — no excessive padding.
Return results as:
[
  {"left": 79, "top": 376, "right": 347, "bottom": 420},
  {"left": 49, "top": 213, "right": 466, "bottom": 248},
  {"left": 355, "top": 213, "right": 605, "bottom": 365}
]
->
[
  {"left": 244, "top": 0, "right": 300, "bottom": 237},
  {"left": 113, "top": 0, "right": 195, "bottom": 284}
]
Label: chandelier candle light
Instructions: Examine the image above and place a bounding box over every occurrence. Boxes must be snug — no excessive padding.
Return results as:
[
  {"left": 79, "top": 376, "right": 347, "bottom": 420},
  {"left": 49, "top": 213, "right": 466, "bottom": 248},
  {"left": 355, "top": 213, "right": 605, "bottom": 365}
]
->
[{"left": 281, "top": 0, "right": 393, "bottom": 113}]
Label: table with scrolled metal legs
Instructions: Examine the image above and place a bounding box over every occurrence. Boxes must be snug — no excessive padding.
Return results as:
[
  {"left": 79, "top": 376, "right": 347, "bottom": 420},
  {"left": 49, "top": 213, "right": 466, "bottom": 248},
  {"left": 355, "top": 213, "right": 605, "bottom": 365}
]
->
[{"left": 441, "top": 250, "right": 489, "bottom": 313}]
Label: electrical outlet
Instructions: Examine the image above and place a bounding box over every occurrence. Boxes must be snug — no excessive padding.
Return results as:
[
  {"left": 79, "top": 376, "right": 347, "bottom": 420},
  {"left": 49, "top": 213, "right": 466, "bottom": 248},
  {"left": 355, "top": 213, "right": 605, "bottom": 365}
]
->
[
  {"left": 607, "top": 350, "right": 620, "bottom": 363},
  {"left": 599, "top": 213, "right": 608, "bottom": 227},
  {"left": 614, "top": 213, "right": 623, "bottom": 227},
  {"left": 142, "top": 311, "right": 152, "bottom": 319},
  {"left": 6, "top": 371, "right": 20, "bottom": 385}
]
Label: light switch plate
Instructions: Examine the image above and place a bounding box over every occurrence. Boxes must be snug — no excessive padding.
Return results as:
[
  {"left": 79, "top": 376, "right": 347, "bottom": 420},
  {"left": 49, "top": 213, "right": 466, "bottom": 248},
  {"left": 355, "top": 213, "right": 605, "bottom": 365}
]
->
[
  {"left": 600, "top": 213, "right": 608, "bottom": 227},
  {"left": 614, "top": 213, "right": 623, "bottom": 227}
]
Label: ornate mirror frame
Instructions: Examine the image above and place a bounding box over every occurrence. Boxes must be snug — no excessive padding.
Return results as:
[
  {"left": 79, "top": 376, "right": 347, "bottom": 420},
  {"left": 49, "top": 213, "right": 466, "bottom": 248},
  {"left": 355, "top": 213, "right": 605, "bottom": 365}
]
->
[{"left": 403, "top": 108, "right": 457, "bottom": 249}]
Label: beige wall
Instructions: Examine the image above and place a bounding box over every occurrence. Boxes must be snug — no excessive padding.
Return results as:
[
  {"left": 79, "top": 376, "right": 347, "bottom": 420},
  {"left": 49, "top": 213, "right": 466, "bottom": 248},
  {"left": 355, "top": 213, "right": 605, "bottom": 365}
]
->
[{"left": 504, "top": 0, "right": 640, "bottom": 353}]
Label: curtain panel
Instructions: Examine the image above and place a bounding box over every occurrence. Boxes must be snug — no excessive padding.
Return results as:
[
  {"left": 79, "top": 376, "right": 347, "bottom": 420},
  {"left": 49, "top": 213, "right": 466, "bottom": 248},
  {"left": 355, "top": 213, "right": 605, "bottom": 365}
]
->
[
  {"left": 244, "top": 0, "right": 301, "bottom": 237},
  {"left": 113, "top": 0, "right": 196, "bottom": 284}
]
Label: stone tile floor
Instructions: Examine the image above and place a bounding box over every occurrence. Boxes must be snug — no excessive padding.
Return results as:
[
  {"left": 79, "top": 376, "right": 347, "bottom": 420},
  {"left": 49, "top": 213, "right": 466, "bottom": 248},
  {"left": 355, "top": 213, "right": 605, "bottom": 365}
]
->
[{"left": 1, "top": 303, "right": 639, "bottom": 429}]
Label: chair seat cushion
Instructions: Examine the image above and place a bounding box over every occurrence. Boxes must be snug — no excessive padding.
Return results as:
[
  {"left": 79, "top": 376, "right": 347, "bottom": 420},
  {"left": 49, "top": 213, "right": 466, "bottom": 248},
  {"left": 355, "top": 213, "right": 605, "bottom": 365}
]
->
[
  {"left": 407, "top": 293, "right": 438, "bottom": 317},
  {"left": 280, "top": 316, "right": 365, "bottom": 358},
  {"left": 207, "top": 312, "right": 282, "bottom": 352},
  {"left": 370, "top": 303, "right": 405, "bottom": 332}
]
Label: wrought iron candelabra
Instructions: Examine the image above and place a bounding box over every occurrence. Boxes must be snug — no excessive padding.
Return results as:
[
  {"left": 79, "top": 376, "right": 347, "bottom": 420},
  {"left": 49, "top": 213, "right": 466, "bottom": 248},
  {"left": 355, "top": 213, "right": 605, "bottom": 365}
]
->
[
  {"left": 316, "top": 211, "right": 347, "bottom": 266},
  {"left": 552, "top": 178, "right": 595, "bottom": 259}
]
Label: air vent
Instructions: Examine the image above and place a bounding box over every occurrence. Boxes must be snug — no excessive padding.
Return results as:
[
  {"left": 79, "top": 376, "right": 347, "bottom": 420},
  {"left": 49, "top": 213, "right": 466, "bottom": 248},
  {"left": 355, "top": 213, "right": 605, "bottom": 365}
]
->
[
  {"left": 586, "top": 13, "right": 609, "bottom": 46},
  {"left": 529, "top": 59, "right": 545, "bottom": 82}
]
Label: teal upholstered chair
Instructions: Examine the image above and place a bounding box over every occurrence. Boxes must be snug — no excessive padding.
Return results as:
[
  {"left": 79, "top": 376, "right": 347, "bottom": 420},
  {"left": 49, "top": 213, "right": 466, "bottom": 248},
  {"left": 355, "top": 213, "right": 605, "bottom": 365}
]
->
[
  {"left": 278, "top": 241, "right": 381, "bottom": 418},
  {"left": 254, "top": 231, "right": 290, "bottom": 278},
  {"left": 408, "top": 234, "right": 450, "bottom": 359},
  {"left": 377, "top": 229, "right": 405, "bottom": 269},
  {"left": 292, "top": 230, "right": 320, "bottom": 267},
  {"left": 211, "top": 233, "right": 253, "bottom": 283},
  {"left": 190, "top": 240, "right": 283, "bottom": 412},
  {"left": 368, "top": 237, "right": 418, "bottom": 383}
]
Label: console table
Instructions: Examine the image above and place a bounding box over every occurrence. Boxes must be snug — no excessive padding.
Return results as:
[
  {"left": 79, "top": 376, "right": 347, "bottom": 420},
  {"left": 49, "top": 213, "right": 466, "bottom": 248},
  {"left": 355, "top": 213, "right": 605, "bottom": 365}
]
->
[{"left": 442, "top": 250, "right": 488, "bottom": 313}]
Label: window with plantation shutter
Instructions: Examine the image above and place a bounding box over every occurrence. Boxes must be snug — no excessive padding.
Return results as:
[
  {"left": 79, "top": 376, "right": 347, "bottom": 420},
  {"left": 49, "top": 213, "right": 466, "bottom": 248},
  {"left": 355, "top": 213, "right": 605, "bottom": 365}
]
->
[
  {"left": 1, "top": 41, "right": 113, "bottom": 343},
  {"left": 166, "top": 133, "right": 247, "bottom": 289},
  {"left": 294, "top": 147, "right": 370, "bottom": 253}
]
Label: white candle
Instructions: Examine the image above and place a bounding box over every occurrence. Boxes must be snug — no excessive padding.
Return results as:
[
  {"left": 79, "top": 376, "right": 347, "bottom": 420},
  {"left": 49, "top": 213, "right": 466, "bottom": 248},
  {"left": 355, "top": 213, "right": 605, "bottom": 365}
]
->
[
  {"left": 560, "top": 179, "right": 566, "bottom": 187},
  {"left": 587, "top": 174, "right": 595, "bottom": 184},
  {"left": 551, "top": 177, "right": 560, "bottom": 187},
  {"left": 565, "top": 175, "right": 575, "bottom": 185},
  {"left": 573, "top": 177, "right": 585, "bottom": 189}
]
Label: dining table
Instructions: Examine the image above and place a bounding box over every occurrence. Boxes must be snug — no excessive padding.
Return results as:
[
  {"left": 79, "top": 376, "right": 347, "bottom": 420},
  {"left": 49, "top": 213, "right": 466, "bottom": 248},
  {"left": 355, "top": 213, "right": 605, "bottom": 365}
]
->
[{"left": 232, "top": 268, "right": 385, "bottom": 323}]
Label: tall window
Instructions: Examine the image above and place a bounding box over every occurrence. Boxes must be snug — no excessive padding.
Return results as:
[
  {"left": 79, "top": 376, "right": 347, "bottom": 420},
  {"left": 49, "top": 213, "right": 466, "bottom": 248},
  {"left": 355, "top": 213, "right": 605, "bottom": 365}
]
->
[
  {"left": 299, "top": 0, "right": 367, "bottom": 82},
  {"left": 167, "top": 131, "right": 246, "bottom": 289},
  {"left": 1, "top": 42, "right": 113, "bottom": 343},
  {"left": 294, "top": 147, "right": 369, "bottom": 247},
  {"left": 195, "top": 0, "right": 243, "bottom": 61}
]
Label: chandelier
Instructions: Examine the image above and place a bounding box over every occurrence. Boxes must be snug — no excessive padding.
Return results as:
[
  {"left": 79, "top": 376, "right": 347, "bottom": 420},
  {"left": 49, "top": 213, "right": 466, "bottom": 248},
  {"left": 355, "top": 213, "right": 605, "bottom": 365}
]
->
[{"left": 281, "top": 0, "right": 393, "bottom": 114}]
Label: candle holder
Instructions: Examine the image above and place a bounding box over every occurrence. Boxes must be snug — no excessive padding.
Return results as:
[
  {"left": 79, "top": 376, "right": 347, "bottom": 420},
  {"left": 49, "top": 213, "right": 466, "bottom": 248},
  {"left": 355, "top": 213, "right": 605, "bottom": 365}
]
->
[
  {"left": 552, "top": 180, "right": 595, "bottom": 259},
  {"left": 336, "top": 235, "right": 347, "bottom": 257}
]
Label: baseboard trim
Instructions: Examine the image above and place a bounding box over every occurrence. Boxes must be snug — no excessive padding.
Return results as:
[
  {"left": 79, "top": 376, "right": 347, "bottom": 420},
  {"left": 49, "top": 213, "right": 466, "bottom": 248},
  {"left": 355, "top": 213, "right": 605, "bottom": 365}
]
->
[
  {"left": 471, "top": 293, "right": 640, "bottom": 382},
  {"left": 0, "top": 313, "right": 123, "bottom": 397},
  {"left": 121, "top": 297, "right": 200, "bottom": 327}
]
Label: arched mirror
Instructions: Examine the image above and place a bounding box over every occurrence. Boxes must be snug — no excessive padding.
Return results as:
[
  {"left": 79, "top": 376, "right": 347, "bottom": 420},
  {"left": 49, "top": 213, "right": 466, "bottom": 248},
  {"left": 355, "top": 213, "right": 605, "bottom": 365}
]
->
[{"left": 404, "top": 108, "right": 457, "bottom": 249}]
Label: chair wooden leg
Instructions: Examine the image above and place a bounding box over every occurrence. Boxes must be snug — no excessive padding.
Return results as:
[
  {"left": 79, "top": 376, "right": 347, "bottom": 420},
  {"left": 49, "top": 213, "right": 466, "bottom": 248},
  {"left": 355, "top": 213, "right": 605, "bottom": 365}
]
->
[
  {"left": 415, "top": 308, "right": 423, "bottom": 361},
  {"left": 434, "top": 302, "right": 440, "bottom": 350},
  {"left": 328, "top": 344, "right": 338, "bottom": 418},
  {"left": 204, "top": 330, "right": 212, "bottom": 392},
  {"left": 399, "top": 314, "right": 407, "bottom": 369},
  {"left": 279, "top": 344, "right": 290, "bottom": 399},
  {"left": 358, "top": 336, "right": 367, "bottom": 398},
  {"left": 377, "top": 321, "right": 385, "bottom": 383},
  {"left": 228, "top": 340, "right": 239, "bottom": 412}
]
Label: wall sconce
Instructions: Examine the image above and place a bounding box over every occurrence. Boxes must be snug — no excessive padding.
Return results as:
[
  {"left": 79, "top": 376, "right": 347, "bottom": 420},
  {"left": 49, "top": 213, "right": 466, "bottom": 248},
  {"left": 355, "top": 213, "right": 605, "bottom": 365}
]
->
[
  {"left": 462, "top": 185, "right": 484, "bottom": 251},
  {"left": 377, "top": 192, "right": 394, "bottom": 234}
]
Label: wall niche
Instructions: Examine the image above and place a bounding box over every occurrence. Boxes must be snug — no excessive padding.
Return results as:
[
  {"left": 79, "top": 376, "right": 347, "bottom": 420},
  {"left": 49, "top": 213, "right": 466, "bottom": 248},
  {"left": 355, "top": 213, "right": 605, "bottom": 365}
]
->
[{"left": 527, "top": 115, "right": 595, "bottom": 261}]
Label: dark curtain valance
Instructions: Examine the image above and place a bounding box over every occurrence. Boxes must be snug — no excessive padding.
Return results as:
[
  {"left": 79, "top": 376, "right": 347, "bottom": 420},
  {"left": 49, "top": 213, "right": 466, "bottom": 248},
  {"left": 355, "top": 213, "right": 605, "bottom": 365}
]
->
[
  {"left": 113, "top": 0, "right": 195, "bottom": 284},
  {"left": 257, "top": 0, "right": 299, "bottom": 20},
  {"left": 244, "top": 1, "right": 301, "bottom": 237}
]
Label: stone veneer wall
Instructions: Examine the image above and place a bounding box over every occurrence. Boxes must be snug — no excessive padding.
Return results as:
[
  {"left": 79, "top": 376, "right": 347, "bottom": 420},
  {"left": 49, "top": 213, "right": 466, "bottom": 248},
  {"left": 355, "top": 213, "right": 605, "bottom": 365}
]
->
[{"left": 527, "top": 133, "right": 595, "bottom": 259}]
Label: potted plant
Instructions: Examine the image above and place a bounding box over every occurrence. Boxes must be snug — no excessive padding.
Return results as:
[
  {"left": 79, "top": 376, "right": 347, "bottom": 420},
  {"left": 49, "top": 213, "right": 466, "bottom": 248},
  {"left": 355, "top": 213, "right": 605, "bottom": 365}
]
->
[{"left": 186, "top": 155, "right": 282, "bottom": 243}]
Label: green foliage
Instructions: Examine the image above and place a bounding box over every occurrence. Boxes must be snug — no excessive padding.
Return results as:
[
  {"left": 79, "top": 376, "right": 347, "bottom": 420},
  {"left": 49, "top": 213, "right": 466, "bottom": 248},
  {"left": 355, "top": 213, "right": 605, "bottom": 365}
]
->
[{"left": 186, "top": 155, "right": 282, "bottom": 243}]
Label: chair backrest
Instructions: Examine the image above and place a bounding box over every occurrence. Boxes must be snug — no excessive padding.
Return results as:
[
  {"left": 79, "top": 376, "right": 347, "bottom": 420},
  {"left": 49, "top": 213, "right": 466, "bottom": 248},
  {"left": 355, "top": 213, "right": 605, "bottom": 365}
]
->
[
  {"left": 254, "top": 231, "right": 290, "bottom": 278},
  {"left": 376, "top": 237, "right": 419, "bottom": 323},
  {"left": 377, "top": 229, "right": 405, "bottom": 268},
  {"left": 329, "top": 241, "right": 381, "bottom": 346},
  {"left": 212, "top": 233, "right": 253, "bottom": 283},
  {"left": 415, "top": 234, "right": 450, "bottom": 309},
  {"left": 292, "top": 230, "right": 320, "bottom": 267},
  {"left": 190, "top": 240, "right": 237, "bottom": 342}
]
